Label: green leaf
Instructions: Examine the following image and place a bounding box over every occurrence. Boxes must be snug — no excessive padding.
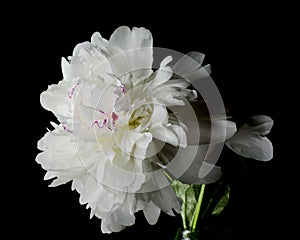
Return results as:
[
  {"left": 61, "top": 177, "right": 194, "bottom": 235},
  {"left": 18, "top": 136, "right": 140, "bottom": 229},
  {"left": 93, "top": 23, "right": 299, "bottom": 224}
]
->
[
  {"left": 171, "top": 180, "right": 190, "bottom": 229},
  {"left": 171, "top": 180, "right": 198, "bottom": 230},
  {"left": 185, "top": 187, "right": 198, "bottom": 229},
  {"left": 211, "top": 185, "right": 230, "bottom": 215},
  {"left": 171, "top": 180, "right": 190, "bottom": 201}
]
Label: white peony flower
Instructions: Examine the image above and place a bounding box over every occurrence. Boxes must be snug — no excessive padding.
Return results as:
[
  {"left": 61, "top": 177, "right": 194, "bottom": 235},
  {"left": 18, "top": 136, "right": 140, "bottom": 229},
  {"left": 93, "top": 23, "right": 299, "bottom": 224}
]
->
[
  {"left": 36, "top": 26, "right": 202, "bottom": 233},
  {"left": 36, "top": 26, "right": 273, "bottom": 234}
]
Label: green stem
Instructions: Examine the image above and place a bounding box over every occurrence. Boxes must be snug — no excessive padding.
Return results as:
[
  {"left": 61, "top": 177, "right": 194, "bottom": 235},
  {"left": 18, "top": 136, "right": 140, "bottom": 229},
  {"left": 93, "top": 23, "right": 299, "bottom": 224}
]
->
[
  {"left": 191, "top": 184, "right": 206, "bottom": 232},
  {"left": 182, "top": 199, "right": 187, "bottom": 230},
  {"left": 163, "top": 171, "right": 173, "bottom": 181}
]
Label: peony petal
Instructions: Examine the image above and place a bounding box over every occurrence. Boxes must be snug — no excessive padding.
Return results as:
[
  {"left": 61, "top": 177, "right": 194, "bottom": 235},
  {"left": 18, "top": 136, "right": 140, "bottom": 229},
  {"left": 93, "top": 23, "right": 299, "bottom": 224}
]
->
[
  {"left": 99, "top": 161, "right": 134, "bottom": 188},
  {"left": 143, "top": 201, "right": 161, "bottom": 225},
  {"left": 151, "top": 66, "right": 173, "bottom": 85},
  {"left": 101, "top": 215, "right": 126, "bottom": 233},
  {"left": 149, "top": 104, "right": 169, "bottom": 125},
  {"left": 172, "top": 51, "right": 205, "bottom": 76},
  {"left": 183, "top": 64, "right": 211, "bottom": 82},
  {"left": 44, "top": 171, "right": 56, "bottom": 180},
  {"left": 152, "top": 86, "right": 185, "bottom": 106},
  {"left": 109, "top": 26, "right": 152, "bottom": 51},
  {"left": 198, "top": 161, "right": 222, "bottom": 180},
  {"left": 97, "top": 157, "right": 145, "bottom": 193},
  {"left": 49, "top": 177, "right": 71, "bottom": 187},
  {"left": 91, "top": 32, "right": 108, "bottom": 49},
  {"left": 107, "top": 26, "right": 153, "bottom": 80},
  {"left": 160, "top": 56, "right": 173, "bottom": 67},
  {"left": 246, "top": 115, "right": 273, "bottom": 135},
  {"left": 202, "top": 64, "right": 211, "bottom": 74},
  {"left": 73, "top": 41, "right": 92, "bottom": 57},
  {"left": 61, "top": 57, "right": 89, "bottom": 81},
  {"left": 40, "top": 80, "right": 73, "bottom": 121},
  {"left": 151, "top": 185, "right": 180, "bottom": 216},
  {"left": 100, "top": 193, "right": 137, "bottom": 233},
  {"left": 171, "top": 125, "right": 187, "bottom": 148},
  {"left": 149, "top": 125, "right": 179, "bottom": 147},
  {"left": 226, "top": 115, "right": 274, "bottom": 161},
  {"left": 186, "top": 52, "right": 205, "bottom": 66},
  {"left": 185, "top": 115, "right": 237, "bottom": 145},
  {"left": 79, "top": 176, "right": 100, "bottom": 205},
  {"left": 177, "top": 145, "right": 222, "bottom": 184},
  {"left": 113, "top": 126, "right": 135, "bottom": 155},
  {"left": 162, "top": 78, "right": 190, "bottom": 89},
  {"left": 210, "top": 119, "right": 237, "bottom": 143},
  {"left": 96, "top": 185, "right": 126, "bottom": 213}
]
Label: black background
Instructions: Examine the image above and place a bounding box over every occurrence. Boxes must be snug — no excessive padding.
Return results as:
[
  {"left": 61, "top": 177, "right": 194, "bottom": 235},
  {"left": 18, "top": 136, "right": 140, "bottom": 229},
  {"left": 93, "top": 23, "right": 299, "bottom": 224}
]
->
[{"left": 6, "top": 2, "right": 295, "bottom": 240}]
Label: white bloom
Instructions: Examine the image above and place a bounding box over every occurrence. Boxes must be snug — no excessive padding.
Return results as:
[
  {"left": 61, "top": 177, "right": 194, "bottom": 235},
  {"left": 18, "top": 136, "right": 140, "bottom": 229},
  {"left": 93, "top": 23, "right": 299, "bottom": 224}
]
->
[{"left": 37, "top": 26, "right": 196, "bottom": 233}]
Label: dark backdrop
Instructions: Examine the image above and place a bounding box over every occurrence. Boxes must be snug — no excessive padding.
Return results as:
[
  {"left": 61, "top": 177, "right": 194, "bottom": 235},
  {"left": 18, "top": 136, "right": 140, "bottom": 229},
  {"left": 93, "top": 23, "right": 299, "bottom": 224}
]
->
[{"left": 7, "top": 3, "right": 293, "bottom": 240}]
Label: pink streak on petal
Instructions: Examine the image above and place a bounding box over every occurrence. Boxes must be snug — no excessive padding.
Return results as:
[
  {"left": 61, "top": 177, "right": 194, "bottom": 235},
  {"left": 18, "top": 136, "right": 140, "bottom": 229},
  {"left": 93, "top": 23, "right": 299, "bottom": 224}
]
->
[
  {"left": 68, "top": 83, "right": 80, "bottom": 99},
  {"left": 98, "top": 109, "right": 106, "bottom": 115},
  {"left": 92, "top": 118, "right": 108, "bottom": 128},
  {"left": 62, "top": 125, "right": 73, "bottom": 134},
  {"left": 112, "top": 112, "right": 118, "bottom": 123}
]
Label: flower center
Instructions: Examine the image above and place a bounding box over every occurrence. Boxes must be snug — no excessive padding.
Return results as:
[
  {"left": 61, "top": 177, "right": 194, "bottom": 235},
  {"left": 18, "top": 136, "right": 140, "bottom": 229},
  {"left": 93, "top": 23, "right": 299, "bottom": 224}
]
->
[{"left": 129, "top": 104, "right": 153, "bottom": 130}]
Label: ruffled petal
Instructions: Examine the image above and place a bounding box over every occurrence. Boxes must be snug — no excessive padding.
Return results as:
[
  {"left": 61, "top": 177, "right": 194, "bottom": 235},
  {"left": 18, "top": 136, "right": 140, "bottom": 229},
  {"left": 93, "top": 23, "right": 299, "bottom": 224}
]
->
[
  {"left": 40, "top": 80, "right": 73, "bottom": 121},
  {"left": 101, "top": 215, "right": 126, "bottom": 233},
  {"left": 91, "top": 32, "right": 108, "bottom": 50},
  {"left": 109, "top": 26, "right": 152, "bottom": 52},
  {"left": 107, "top": 26, "right": 153, "bottom": 83},
  {"left": 61, "top": 57, "right": 90, "bottom": 81},
  {"left": 100, "top": 194, "right": 136, "bottom": 233}
]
